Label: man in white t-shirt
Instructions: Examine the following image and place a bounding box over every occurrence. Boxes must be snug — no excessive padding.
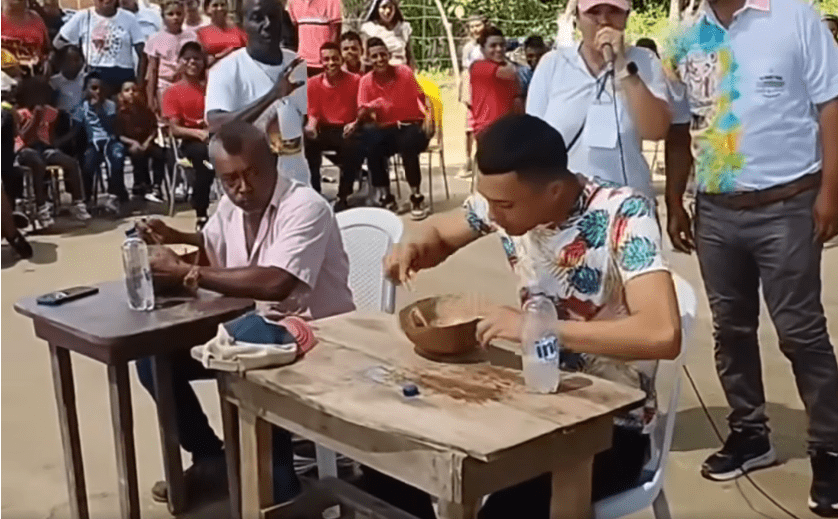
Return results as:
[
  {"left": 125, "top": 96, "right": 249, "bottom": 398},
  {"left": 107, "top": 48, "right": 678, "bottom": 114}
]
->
[
  {"left": 205, "top": 0, "right": 310, "bottom": 185},
  {"left": 54, "top": 0, "right": 146, "bottom": 96}
]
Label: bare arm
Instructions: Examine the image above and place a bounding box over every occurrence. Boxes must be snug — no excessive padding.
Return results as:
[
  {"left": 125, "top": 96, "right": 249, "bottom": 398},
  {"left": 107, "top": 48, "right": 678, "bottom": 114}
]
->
[
  {"left": 169, "top": 121, "right": 208, "bottom": 142},
  {"left": 145, "top": 55, "right": 159, "bottom": 112},
  {"left": 619, "top": 73, "right": 672, "bottom": 141},
  {"left": 664, "top": 123, "right": 695, "bottom": 253},
  {"left": 554, "top": 271, "right": 682, "bottom": 360},
  {"left": 495, "top": 61, "right": 517, "bottom": 80},
  {"left": 406, "top": 40, "right": 417, "bottom": 70},
  {"left": 206, "top": 90, "right": 276, "bottom": 132},
  {"left": 175, "top": 264, "right": 302, "bottom": 301},
  {"left": 814, "top": 98, "right": 838, "bottom": 242}
]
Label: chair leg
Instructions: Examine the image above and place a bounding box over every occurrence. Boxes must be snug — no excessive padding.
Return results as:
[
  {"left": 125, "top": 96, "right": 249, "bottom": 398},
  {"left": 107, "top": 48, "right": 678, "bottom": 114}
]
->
[
  {"left": 427, "top": 151, "right": 434, "bottom": 212},
  {"left": 393, "top": 156, "right": 401, "bottom": 199},
  {"left": 440, "top": 148, "right": 450, "bottom": 200},
  {"left": 652, "top": 490, "right": 672, "bottom": 519}
]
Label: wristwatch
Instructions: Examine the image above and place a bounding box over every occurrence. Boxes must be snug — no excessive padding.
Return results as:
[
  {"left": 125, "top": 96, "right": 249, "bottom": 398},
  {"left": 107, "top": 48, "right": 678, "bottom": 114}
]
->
[{"left": 616, "top": 61, "right": 638, "bottom": 82}]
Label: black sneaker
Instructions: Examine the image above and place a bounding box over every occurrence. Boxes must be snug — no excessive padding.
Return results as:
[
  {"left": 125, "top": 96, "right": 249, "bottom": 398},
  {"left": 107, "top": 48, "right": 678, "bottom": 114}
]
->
[
  {"left": 151, "top": 455, "right": 227, "bottom": 504},
  {"left": 701, "top": 429, "right": 777, "bottom": 481},
  {"left": 409, "top": 194, "right": 428, "bottom": 221},
  {"left": 810, "top": 450, "right": 838, "bottom": 517},
  {"left": 377, "top": 193, "right": 398, "bottom": 212},
  {"left": 9, "top": 231, "right": 33, "bottom": 259},
  {"left": 333, "top": 198, "right": 350, "bottom": 213}
]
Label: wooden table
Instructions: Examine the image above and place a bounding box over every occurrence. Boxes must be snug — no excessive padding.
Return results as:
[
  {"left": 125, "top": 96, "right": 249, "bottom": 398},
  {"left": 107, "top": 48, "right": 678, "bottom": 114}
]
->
[
  {"left": 219, "top": 312, "right": 645, "bottom": 519},
  {"left": 14, "top": 280, "right": 254, "bottom": 519}
]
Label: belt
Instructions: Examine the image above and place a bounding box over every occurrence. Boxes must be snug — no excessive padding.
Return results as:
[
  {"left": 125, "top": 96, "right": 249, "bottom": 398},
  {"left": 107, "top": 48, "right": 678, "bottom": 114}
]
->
[{"left": 699, "top": 172, "right": 821, "bottom": 210}]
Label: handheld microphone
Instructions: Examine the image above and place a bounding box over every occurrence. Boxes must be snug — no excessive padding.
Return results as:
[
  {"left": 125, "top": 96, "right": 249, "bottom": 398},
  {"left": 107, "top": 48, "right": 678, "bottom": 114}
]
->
[{"left": 602, "top": 43, "right": 616, "bottom": 66}]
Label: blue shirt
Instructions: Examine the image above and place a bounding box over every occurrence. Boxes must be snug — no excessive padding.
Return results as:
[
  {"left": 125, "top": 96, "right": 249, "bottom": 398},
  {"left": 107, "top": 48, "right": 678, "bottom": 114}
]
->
[
  {"left": 516, "top": 64, "right": 533, "bottom": 99},
  {"left": 664, "top": 0, "right": 838, "bottom": 193},
  {"left": 72, "top": 99, "right": 118, "bottom": 143}
]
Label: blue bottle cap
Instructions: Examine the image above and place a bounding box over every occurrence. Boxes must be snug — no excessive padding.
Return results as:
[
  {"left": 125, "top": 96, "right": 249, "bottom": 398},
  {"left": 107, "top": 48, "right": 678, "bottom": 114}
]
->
[{"left": 402, "top": 384, "right": 420, "bottom": 397}]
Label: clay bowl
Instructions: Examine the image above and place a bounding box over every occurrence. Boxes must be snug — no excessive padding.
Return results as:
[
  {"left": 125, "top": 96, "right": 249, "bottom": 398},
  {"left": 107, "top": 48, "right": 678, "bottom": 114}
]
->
[{"left": 399, "top": 294, "right": 487, "bottom": 357}]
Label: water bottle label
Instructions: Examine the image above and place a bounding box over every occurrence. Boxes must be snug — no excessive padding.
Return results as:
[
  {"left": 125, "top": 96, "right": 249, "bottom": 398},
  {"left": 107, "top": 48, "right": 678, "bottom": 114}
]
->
[{"left": 534, "top": 335, "right": 559, "bottom": 362}]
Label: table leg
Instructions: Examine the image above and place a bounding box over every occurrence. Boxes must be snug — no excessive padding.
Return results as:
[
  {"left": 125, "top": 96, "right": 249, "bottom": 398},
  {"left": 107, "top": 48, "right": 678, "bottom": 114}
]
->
[
  {"left": 151, "top": 355, "right": 186, "bottom": 515},
  {"left": 239, "top": 407, "right": 273, "bottom": 519},
  {"left": 49, "top": 344, "right": 90, "bottom": 519},
  {"left": 218, "top": 376, "right": 241, "bottom": 519},
  {"left": 550, "top": 455, "right": 594, "bottom": 519},
  {"left": 107, "top": 363, "right": 140, "bottom": 519},
  {"left": 438, "top": 499, "right": 481, "bottom": 519}
]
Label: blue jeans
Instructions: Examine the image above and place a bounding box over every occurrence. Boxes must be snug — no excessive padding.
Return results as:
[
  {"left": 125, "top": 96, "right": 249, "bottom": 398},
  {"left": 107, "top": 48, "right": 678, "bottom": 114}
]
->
[
  {"left": 135, "top": 351, "right": 302, "bottom": 503},
  {"left": 82, "top": 139, "right": 127, "bottom": 201}
]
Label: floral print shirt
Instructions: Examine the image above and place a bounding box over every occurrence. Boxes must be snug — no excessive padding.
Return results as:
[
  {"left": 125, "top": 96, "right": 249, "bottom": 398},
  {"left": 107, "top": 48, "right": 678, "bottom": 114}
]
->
[{"left": 464, "top": 176, "right": 668, "bottom": 431}]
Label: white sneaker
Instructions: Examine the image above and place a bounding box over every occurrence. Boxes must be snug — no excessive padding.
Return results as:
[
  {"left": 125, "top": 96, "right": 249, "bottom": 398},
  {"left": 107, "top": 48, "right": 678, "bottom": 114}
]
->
[
  {"left": 103, "top": 195, "right": 120, "bottom": 214},
  {"left": 70, "top": 201, "right": 92, "bottom": 222},
  {"left": 37, "top": 203, "right": 54, "bottom": 228},
  {"left": 174, "top": 185, "right": 187, "bottom": 202}
]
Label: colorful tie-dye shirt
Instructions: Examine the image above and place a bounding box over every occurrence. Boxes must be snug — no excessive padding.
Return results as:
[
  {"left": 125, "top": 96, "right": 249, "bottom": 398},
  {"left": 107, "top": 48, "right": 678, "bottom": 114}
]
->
[
  {"left": 464, "top": 177, "right": 668, "bottom": 431},
  {"left": 663, "top": 0, "right": 838, "bottom": 194}
]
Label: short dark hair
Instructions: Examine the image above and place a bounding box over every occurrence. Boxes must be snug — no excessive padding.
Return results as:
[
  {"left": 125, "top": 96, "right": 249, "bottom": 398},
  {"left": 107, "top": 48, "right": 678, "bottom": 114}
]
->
[
  {"left": 83, "top": 71, "right": 102, "bottom": 89},
  {"left": 523, "top": 35, "right": 546, "bottom": 49},
  {"left": 477, "top": 26, "right": 504, "bottom": 47},
  {"left": 635, "top": 37, "right": 659, "bottom": 58},
  {"left": 178, "top": 40, "right": 204, "bottom": 58},
  {"left": 57, "top": 44, "right": 84, "bottom": 62},
  {"left": 366, "top": 37, "right": 388, "bottom": 53},
  {"left": 210, "top": 120, "right": 271, "bottom": 158},
  {"left": 340, "top": 30, "right": 362, "bottom": 44},
  {"left": 476, "top": 114, "right": 570, "bottom": 182},
  {"left": 320, "top": 41, "right": 340, "bottom": 53}
]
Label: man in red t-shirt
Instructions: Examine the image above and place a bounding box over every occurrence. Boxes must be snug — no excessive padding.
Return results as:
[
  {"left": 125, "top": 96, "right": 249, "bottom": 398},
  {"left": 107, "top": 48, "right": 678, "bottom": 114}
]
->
[
  {"left": 161, "top": 42, "right": 215, "bottom": 230},
  {"left": 287, "top": 0, "right": 341, "bottom": 76},
  {"left": 470, "top": 26, "right": 521, "bottom": 137},
  {"left": 304, "top": 42, "right": 361, "bottom": 208},
  {"left": 357, "top": 37, "right": 432, "bottom": 220}
]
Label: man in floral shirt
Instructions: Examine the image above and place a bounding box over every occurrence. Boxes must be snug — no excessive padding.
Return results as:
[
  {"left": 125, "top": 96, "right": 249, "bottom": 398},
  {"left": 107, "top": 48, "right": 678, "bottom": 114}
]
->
[{"left": 385, "top": 114, "right": 681, "bottom": 516}]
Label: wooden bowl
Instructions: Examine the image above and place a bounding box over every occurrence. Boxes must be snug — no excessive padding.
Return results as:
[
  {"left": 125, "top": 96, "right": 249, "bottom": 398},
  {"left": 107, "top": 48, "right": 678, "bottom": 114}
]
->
[{"left": 398, "top": 294, "right": 486, "bottom": 357}]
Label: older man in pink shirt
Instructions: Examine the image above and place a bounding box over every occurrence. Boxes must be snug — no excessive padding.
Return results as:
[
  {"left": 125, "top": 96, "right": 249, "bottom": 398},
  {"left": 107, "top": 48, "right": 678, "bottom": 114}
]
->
[{"left": 134, "top": 121, "right": 354, "bottom": 506}]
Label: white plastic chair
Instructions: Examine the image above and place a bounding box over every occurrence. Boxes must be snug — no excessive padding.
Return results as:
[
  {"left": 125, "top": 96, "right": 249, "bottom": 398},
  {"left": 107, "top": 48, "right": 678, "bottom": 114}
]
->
[
  {"left": 593, "top": 274, "right": 697, "bottom": 519},
  {"left": 314, "top": 207, "right": 404, "bottom": 477}
]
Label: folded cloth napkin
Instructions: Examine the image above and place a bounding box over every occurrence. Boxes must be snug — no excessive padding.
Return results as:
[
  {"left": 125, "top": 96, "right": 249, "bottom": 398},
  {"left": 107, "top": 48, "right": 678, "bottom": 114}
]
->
[{"left": 191, "top": 312, "right": 318, "bottom": 372}]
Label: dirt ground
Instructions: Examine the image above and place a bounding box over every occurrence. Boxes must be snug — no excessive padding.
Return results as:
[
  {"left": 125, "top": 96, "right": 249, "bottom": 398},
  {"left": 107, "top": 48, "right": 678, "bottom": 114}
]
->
[{"left": 2, "top": 83, "right": 837, "bottom": 519}]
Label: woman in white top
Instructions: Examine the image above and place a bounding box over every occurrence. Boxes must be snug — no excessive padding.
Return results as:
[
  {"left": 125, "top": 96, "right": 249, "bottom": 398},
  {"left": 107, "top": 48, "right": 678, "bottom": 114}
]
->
[
  {"left": 526, "top": 0, "right": 671, "bottom": 200},
  {"left": 360, "top": 0, "right": 415, "bottom": 68}
]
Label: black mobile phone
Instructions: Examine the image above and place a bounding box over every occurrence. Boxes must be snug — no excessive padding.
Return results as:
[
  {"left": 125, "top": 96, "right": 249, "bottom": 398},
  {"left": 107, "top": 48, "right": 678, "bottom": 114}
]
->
[{"left": 36, "top": 286, "right": 99, "bottom": 306}]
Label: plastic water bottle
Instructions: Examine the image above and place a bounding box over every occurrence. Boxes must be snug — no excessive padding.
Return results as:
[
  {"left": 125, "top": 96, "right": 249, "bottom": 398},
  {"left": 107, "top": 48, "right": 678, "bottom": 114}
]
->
[
  {"left": 122, "top": 227, "right": 155, "bottom": 311},
  {"left": 521, "top": 294, "right": 561, "bottom": 393}
]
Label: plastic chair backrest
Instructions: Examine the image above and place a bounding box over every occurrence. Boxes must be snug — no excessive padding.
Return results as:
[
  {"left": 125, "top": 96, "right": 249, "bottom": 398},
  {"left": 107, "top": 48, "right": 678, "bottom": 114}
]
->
[
  {"left": 645, "top": 274, "right": 697, "bottom": 475},
  {"left": 416, "top": 74, "right": 443, "bottom": 136},
  {"left": 336, "top": 208, "right": 404, "bottom": 314}
]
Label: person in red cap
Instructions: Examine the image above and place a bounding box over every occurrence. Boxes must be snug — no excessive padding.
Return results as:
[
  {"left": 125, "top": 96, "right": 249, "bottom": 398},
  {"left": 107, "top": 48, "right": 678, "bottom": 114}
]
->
[{"left": 526, "top": 0, "right": 673, "bottom": 201}]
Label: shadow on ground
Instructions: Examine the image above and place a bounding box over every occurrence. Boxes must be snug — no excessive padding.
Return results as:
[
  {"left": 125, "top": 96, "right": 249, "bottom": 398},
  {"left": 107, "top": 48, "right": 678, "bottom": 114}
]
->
[
  {"left": 673, "top": 402, "right": 809, "bottom": 461},
  {"left": 1, "top": 240, "right": 58, "bottom": 269}
]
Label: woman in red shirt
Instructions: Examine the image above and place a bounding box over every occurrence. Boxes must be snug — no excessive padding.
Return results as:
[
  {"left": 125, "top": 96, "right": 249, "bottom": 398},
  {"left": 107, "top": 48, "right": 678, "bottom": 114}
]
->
[
  {"left": 196, "top": 0, "right": 247, "bottom": 68},
  {"left": 162, "top": 41, "right": 214, "bottom": 229},
  {"left": 357, "top": 37, "right": 432, "bottom": 220},
  {"left": 1, "top": 0, "right": 50, "bottom": 74}
]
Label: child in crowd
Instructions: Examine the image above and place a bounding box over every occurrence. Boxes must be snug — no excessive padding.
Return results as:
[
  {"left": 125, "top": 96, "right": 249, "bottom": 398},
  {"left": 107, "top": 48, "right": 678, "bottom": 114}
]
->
[
  {"left": 197, "top": 0, "right": 247, "bottom": 68},
  {"left": 49, "top": 45, "right": 85, "bottom": 113},
  {"left": 116, "top": 81, "right": 165, "bottom": 201},
  {"left": 517, "top": 35, "right": 547, "bottom": 102},
  {"left": 183, "top": 0, "right": 209, "bottom": 31},
  {"left": 145, "top": 0, "right": 197, "bottom": 113},
  {"left": 470, "top": 26, "right": 520, "bottom": 137},
  {"left": 71, "top": 73, "right": 127, "bottom": 212},
  {"left": 361, "top": 0, "right": 415, "bottom": 68},
  {"left": 14, "top": 76, "right": 91, "bottom": 226},
  {"left": 161, "top": 42, "right": 213, "bottom": 229},
  {"left": 340, "top": 30, "right": 365, "bottom": 74},
  {"left": 457, "top": 13, "right": 486, "bottom": 178}
]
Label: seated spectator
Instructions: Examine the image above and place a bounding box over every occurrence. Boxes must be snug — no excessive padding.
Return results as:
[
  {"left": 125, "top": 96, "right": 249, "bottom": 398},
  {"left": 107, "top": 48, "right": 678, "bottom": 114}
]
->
[
  {"left": 518, "top": 34, "right": 547, "bottom": 101},
  {"left": 357, "top": 37, "right": 431, "bottom": 219},
  {"left": 54, "top": 0, "right": 146, "bottom": 96},
  {"left": 71, "top": 73, "right": 127, "bottom": 212},
  {"left": 134, "top": 121, "right": 354, "bottom": 506},
  {"left": 183, "top": 0, "right": 209, "bottom": 31},
  {"left": 115, "top": 80, "right": 165, "bottom": 201},
  {"left": 470, "top": 26, "right": 521, "bottom": 138},
  {"left": 305, "top": 42, "right": 362, "bottom": 207},
  {"left": 287, "top": 0, "right": 340, "bottom": 76},
  {"left": 197, "top": 0, "right": 247, "bottom": 68},
  {"left": 145, "top": 0, "right": 198, "bottom": 112},
  {"left": 340, "top": 30, "right": 365, "bottom": 74},
  {"left": 383, "top": 114, "right": 681, "bottom": 517},
  {"left": 50, "top": 45, "right": 85, "bottom": 113},
  {"left": 120, "top": 0, "right": 162, "bottom": 40},
  {"left": 14, "top": 76, "right": 91, "bottom": 226},
  {"left": 162, "top": 41, "right": 214, "bottom": 229},
  {"left": 2, "top": 0, "right": 50, "bottom": 74},
  {"left": 204, "top": 0, "right": 310, "bottom": 185}
]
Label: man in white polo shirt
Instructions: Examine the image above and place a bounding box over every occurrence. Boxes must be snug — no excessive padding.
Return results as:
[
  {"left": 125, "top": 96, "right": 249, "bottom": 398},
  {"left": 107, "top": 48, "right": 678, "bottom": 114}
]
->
[
  {"left": 663, "top": 0, "right": 838, "bottom": 514},
  {"left": 205, "top": 0, "right": 311, "bottom": 185}
]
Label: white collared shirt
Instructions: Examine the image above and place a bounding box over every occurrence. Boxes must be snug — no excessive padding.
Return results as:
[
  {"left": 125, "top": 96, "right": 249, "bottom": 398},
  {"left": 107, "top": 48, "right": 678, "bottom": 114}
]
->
[
  {"left": 202, "top": 176, "right": 355, "bottom": 320},
  {"left": 664, "top": 0, "right": 838, "bottom": 193},
  {"left": 526, "top": 45, "right": 669, "bottom": 200}
]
